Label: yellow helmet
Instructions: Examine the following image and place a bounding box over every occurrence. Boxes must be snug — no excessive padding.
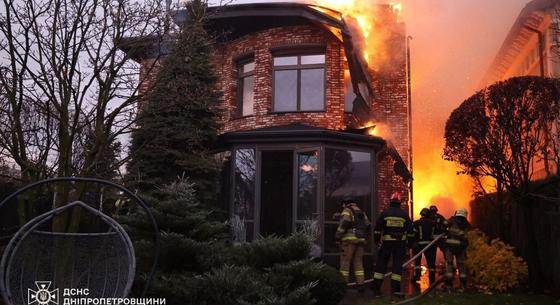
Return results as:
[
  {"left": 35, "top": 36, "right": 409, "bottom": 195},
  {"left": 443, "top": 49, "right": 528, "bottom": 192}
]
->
[{"left": 455, "top": 208, "right": 468, "bottom": 218}]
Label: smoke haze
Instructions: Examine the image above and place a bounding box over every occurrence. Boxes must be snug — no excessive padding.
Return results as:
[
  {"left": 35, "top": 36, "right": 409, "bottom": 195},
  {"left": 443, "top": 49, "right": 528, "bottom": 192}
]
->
[{"left": 398, "top": 0, "right": 528, "bottom": 217}]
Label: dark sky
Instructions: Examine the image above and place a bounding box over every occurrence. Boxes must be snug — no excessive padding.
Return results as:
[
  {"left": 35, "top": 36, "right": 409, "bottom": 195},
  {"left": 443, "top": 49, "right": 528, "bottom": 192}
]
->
[{"left": 228, "top": 0, "right": 531, "bottom": 215}]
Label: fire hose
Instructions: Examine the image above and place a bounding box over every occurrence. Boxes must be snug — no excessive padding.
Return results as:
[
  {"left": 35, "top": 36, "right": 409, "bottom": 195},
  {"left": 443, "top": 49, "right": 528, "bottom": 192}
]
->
[{"left": 393, "top": 276, "right": 446, "bottom": 305}]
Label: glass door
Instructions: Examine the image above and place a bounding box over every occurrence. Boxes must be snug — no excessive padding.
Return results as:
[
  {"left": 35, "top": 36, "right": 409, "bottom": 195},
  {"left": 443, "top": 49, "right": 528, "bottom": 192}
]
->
[
  {"left": 259, "top": 150, "right": 294, "bottom": 237},
  {"left": 293, "top": 148, "right": 321, "bottom": 239}
]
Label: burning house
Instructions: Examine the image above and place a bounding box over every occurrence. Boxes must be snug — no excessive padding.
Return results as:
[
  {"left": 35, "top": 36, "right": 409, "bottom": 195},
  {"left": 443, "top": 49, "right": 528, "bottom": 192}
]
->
[{"left": 120, "top": 2, "right": 412, "bottom": 269}]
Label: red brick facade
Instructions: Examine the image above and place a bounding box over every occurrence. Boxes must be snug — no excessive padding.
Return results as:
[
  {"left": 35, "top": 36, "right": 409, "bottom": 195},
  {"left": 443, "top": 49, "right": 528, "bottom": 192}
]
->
[
  {"left": 372, "top": 27, "right": 411, "bottom": 212},
  {"left": 212, "top": 25, "right": 353, "bottom": 133}
]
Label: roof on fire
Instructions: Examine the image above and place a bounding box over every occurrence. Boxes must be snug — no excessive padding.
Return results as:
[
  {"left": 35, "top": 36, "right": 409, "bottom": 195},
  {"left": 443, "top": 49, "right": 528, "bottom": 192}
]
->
[{"left": 482, "top": 0, "right": 556, "bottom": 86}]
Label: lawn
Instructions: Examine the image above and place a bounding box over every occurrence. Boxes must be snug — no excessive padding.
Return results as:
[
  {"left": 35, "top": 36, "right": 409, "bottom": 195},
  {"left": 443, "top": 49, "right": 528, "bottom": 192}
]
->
[{"left": 342, "top": 292, "right": 560, "bottom": 305}]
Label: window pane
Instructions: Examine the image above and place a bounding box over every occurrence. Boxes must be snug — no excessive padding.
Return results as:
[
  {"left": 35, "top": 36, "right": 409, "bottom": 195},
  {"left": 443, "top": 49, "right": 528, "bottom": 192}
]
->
[
  {"left": 243, "top": 62, "right": 255, "bottom": 73},
  {"left": 344, "top": 69, "right": 356, "bottom": 112},
  {"left": 325, "top": 149, "right": 372, "bottom": 220},
  {"left": 297, "top": 151, "right": 319, "bottom": 220},
  {"left": 300, "top": 68, "right": 325, "bottom": 111},
  {"left": 245, "top": 222, "right": 254, "bottom": 242},
  {"left": 274, "top": 70, "right": 298, "bottom": 111},
  {"left": 242, "top": 76, "right": 254, "bottom": 116},
  {"left": 301, "top": 54, "right": 325, "bottom": 65},
  {"left": 274, "top": 56, "right": 298, "bottom": 66},
  {"left": 234, "top": 149, "right": 256, "bottom": 220}
]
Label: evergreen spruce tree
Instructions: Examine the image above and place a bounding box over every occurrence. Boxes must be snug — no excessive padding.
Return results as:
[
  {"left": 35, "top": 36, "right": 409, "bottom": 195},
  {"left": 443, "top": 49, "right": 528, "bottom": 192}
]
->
[
  {"left": 120, "top": 178, "right": 228, "bottom": 304},
  {"left": 127, "top": 0, "right": 222, "bottom": 204},
  {"left": 123, "top": 1, "right": 229, "bottom": 300}
]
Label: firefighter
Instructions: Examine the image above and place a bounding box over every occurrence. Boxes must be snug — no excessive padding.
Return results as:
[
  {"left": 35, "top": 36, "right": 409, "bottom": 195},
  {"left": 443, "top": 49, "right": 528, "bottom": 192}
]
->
[
  {"left": 335, "top": 197, "right": 370, "bottom": 292},
  {"left": 412, "top": 208, "right": 437, "bottom": 286},
  {"left": 444, "top": 208, "right": 471, "bottom": 291},
  {"left": 372, "top": 192, "right": 414, "bottom": 298},
  {"left": 429, "top": 204, "right": 447, "bottom": 252}
]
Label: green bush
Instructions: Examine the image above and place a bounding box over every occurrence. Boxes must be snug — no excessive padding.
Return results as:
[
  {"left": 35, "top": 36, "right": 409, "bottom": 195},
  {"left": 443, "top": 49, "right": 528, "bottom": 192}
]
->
[
  {"left": 269, "top": 260, "right": 346, "bottom": 305},
  {"left": 466, "top": 230, "right": 528, "bottom": 292},
  {"left": 196, "top": 265, "right": 315, "bottom": 305},
  {"left": 226, "top": 234, "right": 311, "bottom": 269}
]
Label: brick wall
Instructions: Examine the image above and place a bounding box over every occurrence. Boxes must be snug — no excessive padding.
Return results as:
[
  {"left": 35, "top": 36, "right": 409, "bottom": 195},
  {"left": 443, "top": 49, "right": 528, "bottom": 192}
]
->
[
  {"left": 372, "top": 22, "right": 411, "bottom": 213},
  {"left": 211, "top": 25, "right": 353, "bottom": 133}
]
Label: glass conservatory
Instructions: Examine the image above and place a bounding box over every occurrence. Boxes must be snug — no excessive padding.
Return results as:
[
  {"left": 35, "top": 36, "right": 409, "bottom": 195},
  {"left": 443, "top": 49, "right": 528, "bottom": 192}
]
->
[{"left": 219, "top": 124, "right": 385, "bottom": 265}]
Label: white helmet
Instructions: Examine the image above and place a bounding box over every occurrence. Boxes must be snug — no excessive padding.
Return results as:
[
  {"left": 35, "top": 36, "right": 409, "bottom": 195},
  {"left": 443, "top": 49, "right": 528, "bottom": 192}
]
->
[{"left": 455, "top": 208, "right": 468, "bottom": 218}]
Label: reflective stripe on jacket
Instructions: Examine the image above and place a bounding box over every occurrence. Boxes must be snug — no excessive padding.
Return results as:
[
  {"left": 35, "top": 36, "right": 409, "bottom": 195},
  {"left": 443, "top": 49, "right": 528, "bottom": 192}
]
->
[
  {"left": 336, "top": 206, "right": 369, "bottom": 242},
  {"left": 373, "top": 205, "right": 413, "bottom": 243},
  {"left": 445, "top": 216, "right": 471, "bottom": 247},
  {"left": 412, "top": 216, "right": 436, "bottom": 247}
]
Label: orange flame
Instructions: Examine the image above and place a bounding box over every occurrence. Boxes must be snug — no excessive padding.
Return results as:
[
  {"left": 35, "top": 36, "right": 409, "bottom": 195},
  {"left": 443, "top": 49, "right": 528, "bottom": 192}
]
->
[
  {"left": 311, "top": 1, "right": 403, "bottom": 66},
  {"left": 361, "top": 121, "right": 393, "bottom": 139},
  {"left": 312, "top": 1, "right": 471, "bottom": 218},
  {"left": 389, "top": 2, "right": 403, "bottom": 23},
  {"left": 413, "top": 140, "right": 473, "bottom": 219}
]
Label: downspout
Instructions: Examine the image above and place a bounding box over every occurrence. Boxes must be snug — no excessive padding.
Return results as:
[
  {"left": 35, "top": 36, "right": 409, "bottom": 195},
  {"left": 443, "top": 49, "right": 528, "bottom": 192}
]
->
[{"left": 406, "top": 35, "right": 414, "bottom": 220}]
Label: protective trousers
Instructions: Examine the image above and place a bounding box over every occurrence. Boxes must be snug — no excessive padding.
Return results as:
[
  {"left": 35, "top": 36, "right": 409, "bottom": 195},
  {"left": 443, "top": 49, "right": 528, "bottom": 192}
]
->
[
  {"left": 444, "top": 246, "right": 467, "bottom": 288},
  {"left": 372, "top": 240, "right": 406, "bottom": 293},
  {"left": 340, "top": 241, "right": 365, "bottom": 284},
  {"left": 413, "top": 245, "right": 436, "bottom": 285}
]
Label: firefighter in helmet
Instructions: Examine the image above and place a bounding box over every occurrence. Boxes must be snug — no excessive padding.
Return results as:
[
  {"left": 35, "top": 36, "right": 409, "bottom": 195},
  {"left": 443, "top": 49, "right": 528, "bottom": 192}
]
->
[
  {"left": 335, "top": 197, "right": 370, "bottom": 292},
  {"left": 372, "top": 192, "right": 414, "bottom": 298},
  {"left": 412, "top": 208, "right": 437, "bottom": 286},
  {"left": 429, "top": 204, "right": 447, "bottom": 252},
  {"left": 444, "top": 208, "right": 471, "bottom": 291}
]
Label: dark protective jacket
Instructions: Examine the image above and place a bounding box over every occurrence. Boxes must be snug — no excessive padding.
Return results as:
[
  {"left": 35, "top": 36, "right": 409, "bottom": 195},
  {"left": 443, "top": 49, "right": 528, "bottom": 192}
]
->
[
  {"left": 373, "top": 203, "right": 413, "bottom": 245},
  {"left": 336, "top": 204, "right": 370, "bottom": 243},
  {"left": 431, "top": 212, "right": 447, "bottom": 234},
  {"left": 412, "top": 216, "right": 436, "bottom": 248},
  {"left": 445, "top": 216, "right": 471, "bottom": 248}
]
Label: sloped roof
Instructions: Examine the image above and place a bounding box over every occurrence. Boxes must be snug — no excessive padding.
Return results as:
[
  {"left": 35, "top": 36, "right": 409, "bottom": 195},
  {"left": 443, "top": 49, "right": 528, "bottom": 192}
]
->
[
  {"left": 482, "top": 0, "right": 554, "bottom": 86},
  {"left": 220, "top": 123, "right": 385, "bottom": 147}
]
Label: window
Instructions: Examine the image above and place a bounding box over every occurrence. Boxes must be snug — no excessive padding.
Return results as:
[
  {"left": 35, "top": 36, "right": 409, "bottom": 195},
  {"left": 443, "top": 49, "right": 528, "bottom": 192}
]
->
[
  {"left": 297, "top": 150, "right": 319, "bottom": 220},
  {"left": 237, "top": 60, "right": 255, "bottom": 117},
  {"left": 233, "top": 148, "right": 256, "bottom": 241},
  {"left": 273, "top": 54, "right": 326, "bottom": 112},
  {"left": 324, "top": 149, "right": 372, "bottom": 253}
]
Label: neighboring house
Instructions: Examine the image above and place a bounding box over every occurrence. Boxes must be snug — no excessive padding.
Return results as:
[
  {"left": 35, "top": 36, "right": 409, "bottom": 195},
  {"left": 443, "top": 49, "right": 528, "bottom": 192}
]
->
[
  {"left": 482, "top": 0, "right": 560, "bottom": 180},
  {"left": 119, "top": 2, "right": 412, "bottom": 269}
]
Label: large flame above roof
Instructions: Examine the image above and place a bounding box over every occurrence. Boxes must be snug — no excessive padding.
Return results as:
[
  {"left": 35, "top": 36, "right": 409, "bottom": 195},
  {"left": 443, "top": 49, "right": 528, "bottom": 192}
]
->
[{"left": 309, "top": 0, "right": 402, "bottom": 65}]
